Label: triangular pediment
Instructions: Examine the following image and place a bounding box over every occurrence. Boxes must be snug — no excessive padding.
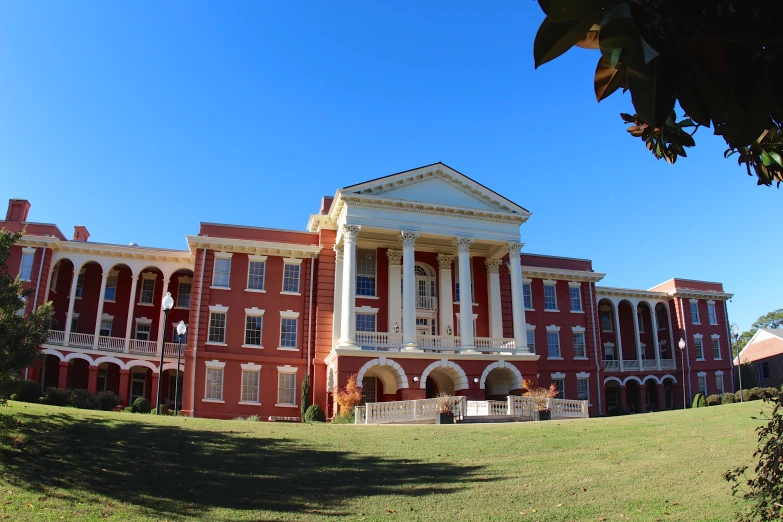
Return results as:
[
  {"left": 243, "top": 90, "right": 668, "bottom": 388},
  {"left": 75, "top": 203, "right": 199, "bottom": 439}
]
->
[{"left": 341, "top": 163, "right": 529, "bottom": 216}]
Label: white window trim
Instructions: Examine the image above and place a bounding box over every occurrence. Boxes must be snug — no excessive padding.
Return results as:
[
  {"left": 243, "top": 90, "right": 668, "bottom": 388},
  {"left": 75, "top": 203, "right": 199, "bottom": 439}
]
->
[
  {"left": 696, "top": 371, "right": 707, "bottom": 377},
  {"left": 568, "top": 282, "right": 584, "bottom": 313},
  {"left": 522, "top": 278, "right": 534, "bottom": 311},
  {"left": 242, "top": 308, "right": 265, "bottom": 349},
  {"left": 543, "top": 281, "right": 559, "bottom": 312},
  {"left": 280, "top": 310, "right": 300, "bottom": 319},
  {"left": 103, "top": 269, "right": 119, "bottom": 303},
  {"left": 135, "top": 317, "right": 152, "bottom": 325},
  {"left": 209, "top": 304, "right": 229, "bottom": 313},
  {"left": 101, "top": 313, "right": 114, "bottom": 321},
  {"left": 356, "top": 248, "right": 378, "bottom": 298},
  {"left": 246, "top": 255, "right": 268, "bottom": 293},
  {"left": 276, "top": 365, "right": 298, "bottom": 407},
  {"left": 175, "top": 276, "right": 193, "bottom": 308},
  {"left": 576, "top": 372, "right": 590, "bottom": 378},
  {"left": 203, "top": 361, "right": 226, "bottom": 403},
  {"left": 572, "top": 328, "right": 588, "bottom": 360},
  {"left": 550, "top": 372, "right": 566, "bottom": 379},
  {"left": 137, "top": 272, "right": 157, "bottom": 306},
  {"left": 19, "top": 248, "right": 35, "bottom": 282},
  {"left": 690, "top": 299, "right": 701, "bottom": 324},
  {"left": 545, "top": 325, "right": 561, "bottom": 332},
  {"left": 279, "top": 312, "right": 299, "bottom": 351},
  {"left": 206, "top": 307, "right": 228, "bottom": 346},
  {"left": 571, "top": 326, "right": 585, "bottom": 333},
  {"left": 239, "top": 363, "right": 262, "bottom": 405},
  {"left": 546, "top": 327, "right": 562, "bottom": 360},
  {"left": 707, "top": 301, "right": 718, "bottom": 325},
  {"left": 356, "top": 305, "right": 379, "bottom": 314},
  {"left": 281, "top": 259, "right": 303, "bottom": 295},
  {"left": 211, "top": 252, "right": 233, "bottom": 290},
  {"left": 715, "top": 370, "right": 724, "bottom": 375}
]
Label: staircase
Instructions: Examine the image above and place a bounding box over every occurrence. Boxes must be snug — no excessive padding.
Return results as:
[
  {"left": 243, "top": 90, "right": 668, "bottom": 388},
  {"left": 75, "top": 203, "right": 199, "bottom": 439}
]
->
[{"left": 458, "top": 415, "right": 528, "bottom": 424}]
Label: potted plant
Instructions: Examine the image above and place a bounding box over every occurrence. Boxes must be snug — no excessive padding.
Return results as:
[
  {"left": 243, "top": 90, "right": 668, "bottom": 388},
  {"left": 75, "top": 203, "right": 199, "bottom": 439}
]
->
[
  {"left": 435, "top": 393, "right": 455, "bottom": 424},
  {"left": 523, "top": 379, "right": 558, "bottom": 421}
]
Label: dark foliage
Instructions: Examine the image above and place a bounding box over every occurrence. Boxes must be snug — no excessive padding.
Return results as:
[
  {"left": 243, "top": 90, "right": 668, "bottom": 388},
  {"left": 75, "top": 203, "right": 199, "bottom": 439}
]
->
[
  {"left": 12, "top": 380, "right": 43, "bottom": 403},
  {"left": 43, "top": 387, "right": 69, "bottom": 407},
  {"left": 69, "top": 389, "right": 97, "bottom": 410},
  {"left": 131, "top": 397, "right": 151, "bottom": 414},
  {"left": 722, "top": 393, "right": 737, "bottom": 405},
  {"left": 95, "top": 391, "right": 120, "bottom": 411},
  {"left": 692, "top": 393, "right": 707, "bottom": 408},
  {"left": 303, "top": 404, "right": 326, "bottom": 423},
  {"left": 706, "top": 394, "right": 722, "bottom": 407}
]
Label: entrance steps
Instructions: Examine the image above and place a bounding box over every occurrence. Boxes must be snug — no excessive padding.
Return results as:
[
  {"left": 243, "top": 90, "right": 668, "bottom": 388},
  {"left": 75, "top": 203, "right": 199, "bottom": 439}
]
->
[{"left": 458, "top": 415, "right": 528, "bottom": 424}]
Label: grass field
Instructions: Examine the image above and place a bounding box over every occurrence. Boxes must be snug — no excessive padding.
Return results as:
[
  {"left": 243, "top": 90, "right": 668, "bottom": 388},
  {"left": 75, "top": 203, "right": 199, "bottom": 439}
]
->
[{"left": 0, "top": 400, "right": 769, "bottom": 521}]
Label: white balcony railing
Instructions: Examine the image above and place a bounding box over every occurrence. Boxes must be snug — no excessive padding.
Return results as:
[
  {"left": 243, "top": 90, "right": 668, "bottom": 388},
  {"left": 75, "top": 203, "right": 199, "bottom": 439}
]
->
[
  {"left": 642, "top": 359, "right": 658, "bottom": 370},
  {"left": 129, "top": 340, "right": 158, "bottom": 355},
  {"left": 418, "top": 335, "right": 461, "bottom": 351},
  {"left": 164, "top": 342, "right": 184, "bottom": 356},
  {"left": 351, "top": 332, "right": 518, "bottom": 354},
  {"left": 69, "top": 332, "right": 95, "bottom": 348},
  {"left": 660, "top": 359, "right": 676, "bottom": 370},
  {"left": 474, "top": 337, "right": 516, "bottom": 352},
  {"left": 623, "top": 360, "right": 640, "bottom": 370},
  {"left": 356, "top": 332, "right": 404, "bottom": 351},
  {"left": 47, "top": 330, "right": 65, "bottom": 345},
  {"left": 96, "top": 336, "right": 125, "bottom": 352},
  {"left": 602, "top": 359, "right": 620, "bottom": 371},
  {"left": 415, "top": 296, "right": 437, "bottom": 310}
]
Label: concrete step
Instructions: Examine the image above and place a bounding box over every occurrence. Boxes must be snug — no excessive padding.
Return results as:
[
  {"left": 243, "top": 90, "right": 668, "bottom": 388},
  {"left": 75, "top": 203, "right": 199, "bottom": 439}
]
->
[{"left": 458, "top": 415, "right": 529, "bottom": 424}]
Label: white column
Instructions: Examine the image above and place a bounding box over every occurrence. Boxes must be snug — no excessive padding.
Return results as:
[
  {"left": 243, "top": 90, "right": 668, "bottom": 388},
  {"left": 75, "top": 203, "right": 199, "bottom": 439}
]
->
[
  {"left": 651, "top": 306, "right": 662, "bottom": 371},
  {"left": 666, "top": 304, "right": 676, "bottom": 367},
  {"left": 613, "top": 302, "right": 624, "bottom": 371},
  {"left": 401, "top": 231, "right": 420, "bottom": 351},
  {"left": 632, "top": 304, "right": 642, "bottom": 368},
  {"left": 455, "top": 237, "right": 475, "bottom": 353},
  {"left": 339, "top": 224, "right": 361, "bottom": 348},
  {"left": 332, "top": 245, "right": 344, "bottom": 349},
  {"left": 124, "top": 276, "right": 139, "bottom": 353},
  {"left": 64, "top": 269, "right": 80, "bottom": 347},
  {"left": 156, "top": 279, "right": 170, "bottom": 354},
  {"left": 92, "top": 273, "right": 109, "bottom": 349},
  {"left": 387, "top": 250, "right": 403, "bottom": 335},
  {"left": 437, "top": 254, "right": 454, "bottom": 336},
  {"left": 506, "top": 242, "right": 529, "bottom": 352},
  {"left": 485, "top": 259, "right": 503, "bottom": 339}
]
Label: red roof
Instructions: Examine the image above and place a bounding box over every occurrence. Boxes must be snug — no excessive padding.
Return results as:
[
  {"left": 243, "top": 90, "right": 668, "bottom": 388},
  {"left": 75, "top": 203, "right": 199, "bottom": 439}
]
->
[{"left": 735, "top": 331, "right": 783, "bottom": 365}]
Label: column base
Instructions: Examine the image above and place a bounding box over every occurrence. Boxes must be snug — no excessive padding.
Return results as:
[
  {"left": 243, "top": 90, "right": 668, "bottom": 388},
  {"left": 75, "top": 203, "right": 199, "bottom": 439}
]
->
[
  {"left": 402, "top": 344, "right": 423, "bottom": 352},
  {"left": 338, "top": 341, "right": 361, "bottom": 350},
  {"left": 460, "top": 347, "right": 477, "bottom": 354},
  {"left": 514, "top": 349, "right": 531, "bottom": 356}
]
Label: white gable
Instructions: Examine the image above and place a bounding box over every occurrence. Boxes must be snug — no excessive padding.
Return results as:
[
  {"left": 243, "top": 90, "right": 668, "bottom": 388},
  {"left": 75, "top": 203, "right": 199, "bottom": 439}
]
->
[{"left": 371, "top": 176, "right": 498, "bottom": 211}]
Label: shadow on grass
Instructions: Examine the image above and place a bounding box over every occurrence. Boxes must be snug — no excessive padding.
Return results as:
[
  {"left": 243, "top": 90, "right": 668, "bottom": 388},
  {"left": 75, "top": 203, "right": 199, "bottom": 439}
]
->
[{"left": 0, "top": 409, "right": 491, "bottom": 518}]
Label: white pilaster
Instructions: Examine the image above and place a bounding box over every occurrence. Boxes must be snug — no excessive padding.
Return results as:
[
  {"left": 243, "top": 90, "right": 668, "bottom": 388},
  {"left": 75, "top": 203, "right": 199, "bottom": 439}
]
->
[
  {"left": 156, "top": 279, "right": 170, "bottom": 353},
  {"left": 339, "top": 225, "right": 361, "bottom": 348},
  {"left": 613, "top": 302, "right": 624, "bottom": 372},
  {"left": 455, "top": 237, "right": 475, "bottom": 353},
  {"left": 332, "top": 245, "right": 344, "bottom": 349},
  {"left": 651, "top": 307, "right": 662, "bottom": 371},
  {"left": 401, "top": 231, "right": 420, "bottom": 351},
  {"left": 485, "top": 258, "right": 503, "bottom": 339},
  {"left": 64, "top": 269, "right": 80, "bottom": 347},
  {"left": 632, "top": 305, "right": 642, "bottom": 369},
  {"left": 92, "top": 273, "right": 109, "bottom": 349},
  {"left": 124, "top": 276, "right": 139, "bottom": 353},
  {"left": 437, "top": 254, "right": 454, "bottom": 336},
  {"left": 387, "top": 250, "right": 403, "bottom": 336},
  {"left": 506, "top": 242, "right": 528, "bottom": 353}
]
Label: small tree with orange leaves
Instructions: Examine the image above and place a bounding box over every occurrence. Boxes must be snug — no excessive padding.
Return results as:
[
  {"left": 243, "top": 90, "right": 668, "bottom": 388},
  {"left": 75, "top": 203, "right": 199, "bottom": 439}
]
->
[
  {"left": 334, "top": 374, "right": 363, "bottom": 418},
  {"left": 522, "top": 378, "right": 558, "bottom": 412}
]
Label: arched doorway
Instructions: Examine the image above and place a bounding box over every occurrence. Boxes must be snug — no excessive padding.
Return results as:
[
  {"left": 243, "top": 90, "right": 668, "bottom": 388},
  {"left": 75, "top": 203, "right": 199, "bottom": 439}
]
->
[
  {"left": 40, "top": 354, "right": 61, "bottom": 389},
  {"left": 625, "top": 379, "right": 641, "bottom": 413},
  {"left": 356, "top": 359, "right": 409, "bottom": 404},
  {"left": 68, "top": 359, "right": 90, "bottom": 390},
  {"left": 644, "top": 378, "right": 658, "bottom": 411},
  {"left": 605, "top": 379, "right": 622, "bottom": 412},
  {"left": 662, "top": 377, "right": 676, "bottom": 410}
]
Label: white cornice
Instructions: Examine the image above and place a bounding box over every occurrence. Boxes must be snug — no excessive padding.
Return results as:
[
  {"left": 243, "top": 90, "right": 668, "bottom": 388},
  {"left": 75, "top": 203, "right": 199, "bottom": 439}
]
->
[
  {"left": 596, "top": 286, "right": 669, "bottom": 300},
  {"left": 522, "top": 266, "right": 605, "bottom": 283},
  {"left": 52, "top": 240, "right": 193, "bottom": 265},
  {"left": 670, "top": 290, "right": 733, "bottom": 301},
  {"left": 186, "top": 236, "right": 321, "bottom": 259}
]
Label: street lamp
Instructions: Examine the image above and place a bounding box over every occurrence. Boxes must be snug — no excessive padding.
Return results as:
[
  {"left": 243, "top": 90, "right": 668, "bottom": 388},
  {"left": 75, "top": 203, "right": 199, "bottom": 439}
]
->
[
  {"left": 447, "top": 325, "right": 453, "bottom": 336},
  {"left": 678, "top": 338, "right": 686, "bottom": 410},
  {"left": 175, "top": 321, "right": 187, "bottom": 415},
  {"left": 731, "top": 323, "right": 743, "bottom": 402},
  {"left": 156, "top": 292, "right": 174, "bottom": 415},
  {"left": 393, "top": 322, "right": 399, "bottom": 334}
]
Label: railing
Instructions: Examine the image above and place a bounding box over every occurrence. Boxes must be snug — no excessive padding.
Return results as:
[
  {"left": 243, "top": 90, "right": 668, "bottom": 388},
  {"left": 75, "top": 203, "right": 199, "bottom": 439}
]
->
[
  {"left": 129, "top": 340, "right": 158, "bottom": 355},
  {"left": 355, "top": 405, "right": 366, "bottom": 424},
  {"left": 356, "top": 332, "right": 403, "bottom": 351},
  {"left": 660, "top": 359, "right": 676, "bottom": 370},
  {"left": 549, "top": 398, "right": 589, "bottom": 419},
  {"left": 47, "top": 330, "right": 65, "bottom": 345},
  {"left": 69, "top": 332, "right": 95, "bottom": 348},
  {"left": 96, "top": 336, "right": 125, "bottom": 352},
  {"left": 623, "top": 360, "right": 640, "bottom": 370},
  {"left": 418, "top": 335, "right": 461, "bottom": 351},
  {"left": 349, "top": 332, "right": 518, "bottom": 354},
  {"left": 360, "top": 397, "right": 466, "bottom": 424},
  {"left": 466, "top": 400, "right": 508, "bottom": 416},
  {"left": 508, "top": 396, "right": 536, "bottom": 420},
  {"left": 602, "top": 359, "right": 619, "bottom": 371},
  {"left": 415, "top": 296, "right": 437, "bottom": 310},
  {"left": 164, "top": 342, "right": 183, "bottom": 356},
  {"left": 642, "top": 360, "right": 658, "bottom": 369},
  {"left": 475, "top": 337, "right": 516, "bottom": 352}
]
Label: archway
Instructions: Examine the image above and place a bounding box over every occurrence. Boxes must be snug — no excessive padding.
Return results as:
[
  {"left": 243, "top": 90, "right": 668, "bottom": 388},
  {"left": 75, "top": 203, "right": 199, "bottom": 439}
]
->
[
  {"left": 40, "top": 354, "right": 61, "bottom": 389},
  {"left": 624, "top": 378, "right": 642, "bottom": 413},
  {"left": 484, "top": 368, "right": 517, "bottom": 400},
  {"left": 356, "top": 358, "right": 409, "bottom": 403},
  {"left": 604, "top": 379, "right": 622, "bottom": 412},
  {"left": 643, "top": 377, "right": 658, "bottom": 411},
  {"left": 420, "top": 360, "right": 468, "bottom": 398},
  {"left": 68, "top": 358, "right": 90, "bottom": 390},
  {"left": 662, "top": 376, "right": 677, "bottom": 410}
]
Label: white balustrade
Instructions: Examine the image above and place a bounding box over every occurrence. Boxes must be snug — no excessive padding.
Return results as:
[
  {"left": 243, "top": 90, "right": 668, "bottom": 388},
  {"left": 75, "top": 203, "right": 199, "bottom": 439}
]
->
[
  {"left": 354, "top": 406, "right": 366, "bottom": 424},
  {"left": 417, "top": 335, "right": 461, "bottom": 351},
  {"left": 474, "top": 337, "right": 516, "bottom": 352},
  {"left": 355, "top": 332, "right": 403, "bottom": 351},
  {"left": 642, "top": 360, "right": 658, "bottom": 369},
  {"left": 623, "top": 360, "right": 640, "bottom": 370},
  {"left": 415, "top": 296, "right": 438, "bottom": 310},
  {"left": 129, "top": 340, "right": 158, "bottom": 355},
  {"left": 345, "top": 332, "right": 518, "bottom": 354},
  {"left": 659, "top": 359, "right": 676, "bottom": 370},
  {"left": 97, "top": 336, "right": 125, "bottom": 352},
  {"left": 603, "top": 360, "right": 620, "bottom": 371},
  {"left": 69, "top": 332, "right": 95, "bottom": 348},
  {"left": 164, "top": 342, "right": 183, "bottom": 356},
  {"left": 361, "top": 397, "right": 466, "bottom": 424},
  {"left": 47, "top": 330, "right": 65, "bottom": 345},
  {"left": 549, "top": 398, "right": 589, "bottom": 419},
  {"left": 508, "top": 396, "right": 536, "bottom": 420}
]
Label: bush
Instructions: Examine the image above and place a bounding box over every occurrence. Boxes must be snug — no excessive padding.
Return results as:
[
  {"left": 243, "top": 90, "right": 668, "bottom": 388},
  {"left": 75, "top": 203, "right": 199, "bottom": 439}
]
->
[
  {"left": 14, "top": 380, "right": 43, "bottom": 403},
  {"left": 44, "top": 387, "right": 69, "bottom": 406},
  {"left": 331, "top": 413, "right": 355, "bottom": 424},
  {"left": 69, "top": 389, "right": 97, "bottom": 409},
  {"left": 232, "top": 415, "right": 261, "bottom": 422},
  {"left": 763, "top": 387, "right": 779, "bottom": 399},
  {"left": 692, "top": 393, "right": 707, "bottom": 408},
  {"left": 95, "top": 391, "right": 120, "bottom": 411},
  {"left": 9, "top": 394, "right": 19, "bottom": 401},
  {"left": 131, "top": 397, "right": 151, "bottom": 414},
  {"left": 304, "top": 404, "right": 326, "bottom": 423},
  {"left": 123, "top": 406, "right": 134, "bottom": 413},
  {"left": 721, "top": 393, "right": 736, "bottom": 404},
  {"left": 706, "top": 394, "right": 722, "bottom": 407},
  {"left": 748, "top": 387, "right": 766, "bottom": 401},
  {"left": 736, "top": 389, "right": 752, "bottom": 402}
]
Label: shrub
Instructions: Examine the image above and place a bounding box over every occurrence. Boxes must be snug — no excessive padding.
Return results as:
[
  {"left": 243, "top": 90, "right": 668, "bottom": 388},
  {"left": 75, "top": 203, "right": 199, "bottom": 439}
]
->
[
  {"left": 14, "top": 380, "right": 43, "bottom": 403},
  {"left": 9, "top": 394, "right": 19, "bottom": 401},
  {"left": 123, "top": 406, "right": 134, "bottom": 413},
  {"left": 736, "top": 389, "right": 752, "bottom": 402},
  {"left": 44, "top": 387, "right": 69, "bottom": 406},
  {"left": 748, "top": 387, "right": 766, "bottom": 401},
  {"left": 763, "top": 387, "right": 779, "bottom": 399},
  {"left": 333, "top": 375, "right": 363, "bottom": 418},
  {"left": 706, "top": 394, "right": 722, "bottom": 407},
  {"left": 722, "top": 393, "right": 736, "bottom": 405},
  {"left": 331, "top": 413, "right": 355, "bottom": 424},
  {"left": 522, "top": 378, "right": 559, "bottom": 411},
  {"left": 304, "top": 404, "right": 326, "bottom": 423},
  {"left": 131, "top": 397, "right": 151, "bottom": 414},
  {"left": 692, "top": 393, "right": 707, "bottom": 408},
  {"left": 232, "top": 415, "right": 261, "bottom": 422},
  {"left": 69, "top": 389, "right": 97, "bottom": 409},
  {"left": 301, "top": 378, "right": 311, "bottom": 418},
  {"left": 95, "top": 391, "right": 120, "bottom": 411}
]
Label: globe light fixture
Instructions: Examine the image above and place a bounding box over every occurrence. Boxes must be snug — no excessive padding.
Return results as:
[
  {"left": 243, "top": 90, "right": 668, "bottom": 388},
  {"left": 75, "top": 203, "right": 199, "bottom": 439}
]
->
[{"left": 677, "top": 338, "right": 686, "bottom": 409}]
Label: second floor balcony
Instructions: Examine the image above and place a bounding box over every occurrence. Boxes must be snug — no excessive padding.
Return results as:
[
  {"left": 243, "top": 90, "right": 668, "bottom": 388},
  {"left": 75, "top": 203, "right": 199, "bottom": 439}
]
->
[
  {"left": 602, "top": 358, "right": 676, "bottom": 372},
  {"left": 46, "top": 329, "right": 183, "bottom": 358},
  {"left": 354, "top": 331, "right": 520, "bottom": 355}
]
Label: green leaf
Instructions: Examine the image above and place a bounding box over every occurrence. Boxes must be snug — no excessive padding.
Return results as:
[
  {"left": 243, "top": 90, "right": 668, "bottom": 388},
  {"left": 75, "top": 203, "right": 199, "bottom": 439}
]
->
[
  {"left": 534, "top": 16, "right": 596, "bottom": 68},
  {"left": 640, "top": 38, "right": 659, "bottom": 64},
  {"left": 760, "top": 150, "right": 775, "bottom": 167},
  {"left": 537, "top": 0, "right": 596, "bottom": 22},
  {"left": 767, "top": 151, "right": 783, "bottom": 168},
  {"left": 599, "top": 4, "right": 639, "bottom": 50},
  {"left": 628, "top": 50, "right": 676, "bottom": 127},
  {"left": 594, "top": 56, "right": 626, "bottom": 102}
]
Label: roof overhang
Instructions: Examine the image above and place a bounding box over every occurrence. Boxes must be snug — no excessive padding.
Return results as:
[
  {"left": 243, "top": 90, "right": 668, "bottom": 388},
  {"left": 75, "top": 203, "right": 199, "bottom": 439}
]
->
[{"left": 187, "top": 236, "right": 321, "bottom": 259}]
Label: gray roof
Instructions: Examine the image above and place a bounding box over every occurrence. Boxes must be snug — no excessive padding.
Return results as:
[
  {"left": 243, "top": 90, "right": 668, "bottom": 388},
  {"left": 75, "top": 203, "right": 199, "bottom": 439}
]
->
[{"left": 759, "top": 327, "right": 783, "bottom": 339}]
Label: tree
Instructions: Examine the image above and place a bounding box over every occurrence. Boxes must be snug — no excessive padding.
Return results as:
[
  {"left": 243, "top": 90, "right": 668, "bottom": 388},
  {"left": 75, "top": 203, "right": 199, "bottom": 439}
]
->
[
  {"left": 333, "top": 375, "right": 363, "bottom": 418},
  {"left": 533, "top": 0, "right": 783, "bottom": 186},
  {"left": 0, "top": 230, "right": 52, "bottom": 401},
  {"left": 300, "top": 375, "right": 311, "bottom": 418}
]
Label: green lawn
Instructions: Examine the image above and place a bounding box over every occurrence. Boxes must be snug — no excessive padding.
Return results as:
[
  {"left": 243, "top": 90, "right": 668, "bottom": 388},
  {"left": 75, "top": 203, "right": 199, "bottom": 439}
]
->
[{"left": 0, "top": 401, "right": 768, "bottom": 521}]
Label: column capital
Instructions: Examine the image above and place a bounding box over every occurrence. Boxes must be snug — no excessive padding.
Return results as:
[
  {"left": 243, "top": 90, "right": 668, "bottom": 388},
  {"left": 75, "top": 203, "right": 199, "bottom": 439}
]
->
[
  {"left": 437, "top": 254, "right": 454, "bottom": 271},
  {"left": 342, "top": 224, "right": 361, "bottom": 242},
  {"left": 453, "top": 237, "right": 474, "bottom": 253},
  {"left": 100, "top": 272, "right": 109, "bottom": 280},
  {"left": 333, "top": 244, "right": 344, "bottom": 262},
  {"left": 506, "top": 242, "right": 525, "bottom": 257},
  {"left": 485, "top": 258, "right": 502, "bottom": 274},
  {"left": 400, "top": 230, "right": 420, "bottom": 248},
  {"left": 386, "top": 249, "right": 403, "bottom": 266}
]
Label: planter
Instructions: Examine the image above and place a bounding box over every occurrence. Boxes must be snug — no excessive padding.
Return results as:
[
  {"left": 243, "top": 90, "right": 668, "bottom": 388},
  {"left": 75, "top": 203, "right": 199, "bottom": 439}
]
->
[
  {"left": 436, "top": 412, "right": 454, "bottom": 425},
  {"left": 535, "top": 409, "right": 552, "bottom": 421}
]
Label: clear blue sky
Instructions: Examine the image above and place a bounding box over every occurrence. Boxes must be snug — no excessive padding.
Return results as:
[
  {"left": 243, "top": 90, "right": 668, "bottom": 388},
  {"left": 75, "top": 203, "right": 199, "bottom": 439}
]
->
[{"left": 0, "top": 2, "right": 779, "bottom": 332}]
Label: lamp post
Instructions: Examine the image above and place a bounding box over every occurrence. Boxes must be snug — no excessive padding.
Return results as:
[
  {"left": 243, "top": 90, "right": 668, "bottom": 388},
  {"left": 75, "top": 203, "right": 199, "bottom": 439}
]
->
[
  {"left": 175, "top": 321, "right": 187, "bottom": 415},
  {"left": 731, "top": 323, "right": 743, "bottom": 402},
  {"left": 678, "top": 338, "right": 686, "bottom": 409},
  {"left": 156, "top": 292, "right": 174, "bottom": 415}
]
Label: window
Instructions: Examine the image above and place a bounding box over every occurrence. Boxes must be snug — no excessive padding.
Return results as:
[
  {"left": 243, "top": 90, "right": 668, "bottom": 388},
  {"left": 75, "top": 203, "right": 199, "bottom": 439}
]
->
[
  {"left": 19, "top": 251, "right": 34, "bottom": 281},
  {"left": 604, "top": 343, "right": 615, "bottom": 360},
  {"left": 356, "top": 313, "right": 376, "bottom": 333},
  {"left": 552, "top": 378, "right": 565, "bottom": 399},
  {"left": 135, "top": 322, "right": 151, "bottom": 341},
  {"left": 208, "top": 312, "right": 226, "bottom": 344},
  {"left": 708, "top": 303, "right": 718, "bottom": 325},
  {"left": 761, "top": 362, "right": 770, "bottom": 380},
  {"left": 104, "top": 273, "right": 118, "bottom": 301},
  {"left": 97, "top": 368, "right": 107, "bottom": 392},
  {"left": 694, "top": 338, "right": 704, "bottom": 360},
  {"left": 241, "top": 370, "right": 260, "bottom": 403},
  {"left": 177, "top": 281, "right": 191, "bottom": 308},
  {"left": 600, "top": 310, "right": 613, "bottom": 332},
  {"left": 70, "top": 315, "right": 79, "bottom": 333},
  {"left": 577, "top": 378, "right": 589, "bottom": 401},
  {"left": 277, "top": 372, "right": 296, "bottom": 405},
  {"left": 637, "top": 312, "right": 645, "bottom": 332},
  {"left": 280, "top": 317, "right": 298, "bottom": 348},
  {"left": 712, "top": 338, "right": 721, "bottom": 360},
  {"left": 213, "top": 257, "right": 231, "bottom": 288},
  {"left": 49, "top": 267, "right": 59, "bottom": 291},
  {"left": 283, "top": 263, "right": 301, "bottom": 293},
  {"left": 573, "top": 332, "right": 586, "bottom": 358},
  {"left": 657, "top": 311, "right": 666, "bottom": 330},
  {"left": 523, "top": 283, "right": 533, "bottom": 309},
  {"left": 245, "top": 315, "right": 263, "bottom": 346},
  {"left": 362, "top": 376, "right": 377, "bottom": 404},
  {"left": 569, "top": 285, "right": 582, "bottom": 311},
  {"left": 139, "top": 276, "right": 155, "bottom": 304},
  {"left": 697, "top": 375, "right": 707, "bottom": 397},
  {"left": 99, "top": 319, "right": 112, "bottom": 337},
  {"left": 356, "top": 249, "right": 377, "bottom": 296},
  {"left": 544, "top": 283, "right": 557, "bottom": 311},
  {"left": 75, "top": 272, "right": 85, "bottom": 298},
  {"left": 131, "top": 371, "right": 146, "bottom": 403},
  {"left": 547, "top": 331, "right": 561, "bottom": 358},
  {"left": 205, "top": 367, "right": 224, "bottom": 400},
  {"left": 716, "top": 374, "right": 725, "bottom": 394},
  {"left": 526, "top": 330, "right": 536, "bottom": 354},
  {"left": 690, "top": 301, "right": 700, "bottom": 324},
  {"left": 247, "top": 260, "right": 266, "bottom": 291}
]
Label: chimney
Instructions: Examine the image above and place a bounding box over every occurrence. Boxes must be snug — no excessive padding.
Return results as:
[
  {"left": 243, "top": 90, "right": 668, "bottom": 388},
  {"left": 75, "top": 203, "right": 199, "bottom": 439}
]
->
[
  {"left": 73, "top": 226, "right": 90, "bottom": 242},
  {"left": 5, "top": 199, "right": 31, "bottom": 222}
]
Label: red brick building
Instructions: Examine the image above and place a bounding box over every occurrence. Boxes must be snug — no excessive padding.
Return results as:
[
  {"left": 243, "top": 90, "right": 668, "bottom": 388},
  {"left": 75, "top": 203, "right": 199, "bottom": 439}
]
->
[{"left": 3, "top": 163, "right": 736, "bottom": 418}]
